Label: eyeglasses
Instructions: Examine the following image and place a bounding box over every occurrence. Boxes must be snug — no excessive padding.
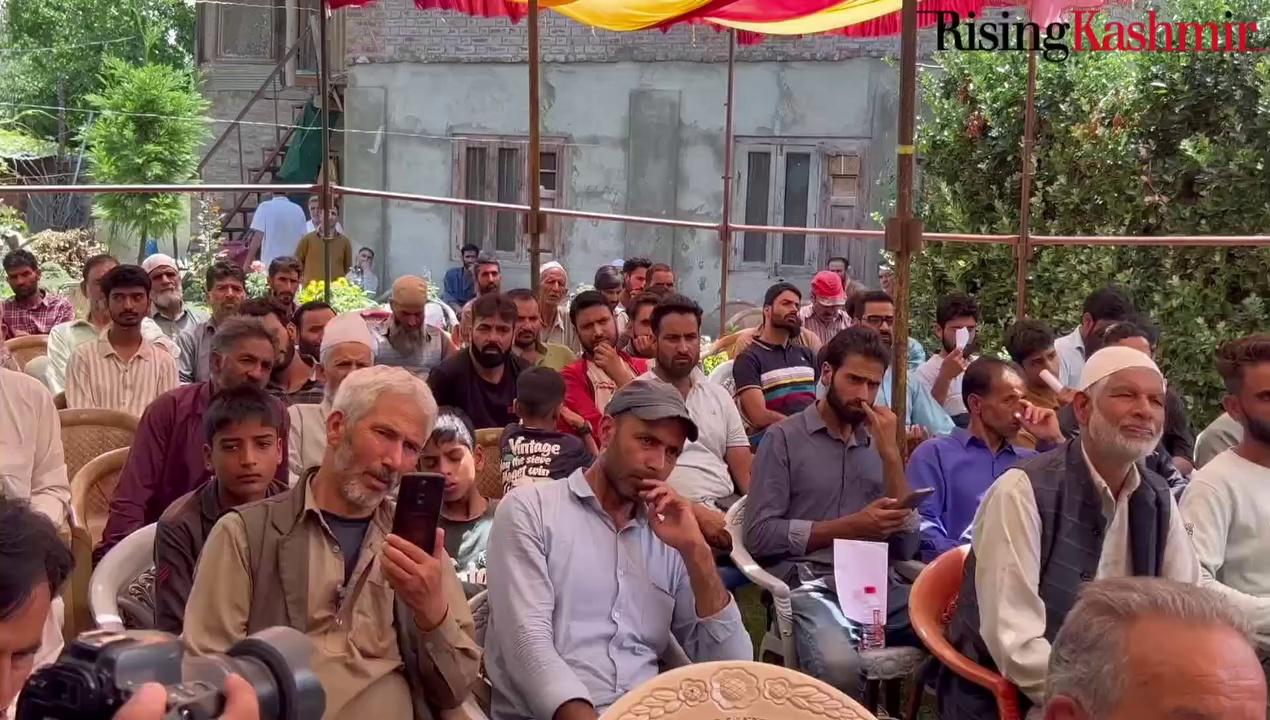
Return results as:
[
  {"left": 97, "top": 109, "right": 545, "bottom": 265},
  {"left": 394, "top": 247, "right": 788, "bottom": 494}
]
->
[{"left": 864, "top": 315, "right": 896, "bottom": 327}]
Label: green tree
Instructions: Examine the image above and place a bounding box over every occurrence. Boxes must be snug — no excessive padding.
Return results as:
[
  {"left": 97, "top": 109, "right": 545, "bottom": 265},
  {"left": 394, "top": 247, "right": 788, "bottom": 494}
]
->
[
  {"left": 911, "top": 0, "right": 1270, "bottom": 427},
  {"left": 83, "top": 59, "right": 208, "bottom": 261},
  {"left": 0, "top": 0, "right": 194, "bottom": 143}
]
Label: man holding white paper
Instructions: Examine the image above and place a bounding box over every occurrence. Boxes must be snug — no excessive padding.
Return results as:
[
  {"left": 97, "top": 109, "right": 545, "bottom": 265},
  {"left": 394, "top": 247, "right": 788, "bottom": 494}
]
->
[
  {"left": 744, "top": 326, "right": 922, "bottom": 699},
  {"left": 913, "top": 292, "right": 980, "bottom": 427}
]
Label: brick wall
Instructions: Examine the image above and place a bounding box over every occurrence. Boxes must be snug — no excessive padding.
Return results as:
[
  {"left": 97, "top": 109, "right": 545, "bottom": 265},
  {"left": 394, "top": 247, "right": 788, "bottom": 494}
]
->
[
  {"left": 342, "top": 0, "right": 903, "bottom": 65},
  {"left": 198, "top": 85, "right": 313, "bottom": 210}
]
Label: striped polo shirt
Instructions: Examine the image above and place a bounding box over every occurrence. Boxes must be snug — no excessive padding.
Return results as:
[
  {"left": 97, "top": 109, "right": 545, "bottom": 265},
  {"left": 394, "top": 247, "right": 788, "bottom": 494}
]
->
[
  {"left": 64, "top": 332, "right": 179, "bottom": 417},
  {"left": 733, "top": 337, "right": 817, "bottom": 420}
]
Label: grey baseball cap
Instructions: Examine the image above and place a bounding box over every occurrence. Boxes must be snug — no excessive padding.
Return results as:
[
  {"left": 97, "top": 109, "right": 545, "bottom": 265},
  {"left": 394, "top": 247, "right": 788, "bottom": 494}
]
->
[{"left": 606, "top": 378, "right": 699, "bottom": 442}]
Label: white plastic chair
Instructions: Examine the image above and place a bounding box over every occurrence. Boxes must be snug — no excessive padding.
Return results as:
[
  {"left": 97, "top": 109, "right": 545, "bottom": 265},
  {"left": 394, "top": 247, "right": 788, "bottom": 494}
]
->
[
  {"left": 708, "top": 359, "right": 736, "bottom": 396},
  {"left": 90, "top": 523, "right": 156, "bottom": 630}
]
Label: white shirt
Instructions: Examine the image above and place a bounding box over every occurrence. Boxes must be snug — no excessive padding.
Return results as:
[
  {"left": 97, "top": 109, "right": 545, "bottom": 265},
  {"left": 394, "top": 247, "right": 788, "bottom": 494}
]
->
[
  {"left": 641, "top": 369, "right": 748, "bottom": 505},
  {"left": 1054, "top": 327, "right": 1085, "bottom": 389},
  {"left": 0, "top": 368, "right": 70, "bottom": 528},
  {"left": 287, "top": 402, "right": 330, "bottom": 486},
  {"left": 250, "top": 196, "right": 308, "bottom": 267},
  {"left": 912, "top": 353, "right": 971, "bottom": 417},
  {"left": 1180, "top": 448, "right": 1270, "bottom": 647},
  {"left": 969, "top": 445, "right": 1198, "bottom": 705}
]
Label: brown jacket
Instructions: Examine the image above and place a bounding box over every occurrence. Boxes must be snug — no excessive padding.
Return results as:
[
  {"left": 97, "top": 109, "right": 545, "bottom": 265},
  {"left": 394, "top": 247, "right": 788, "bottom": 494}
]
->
[
  {"left": 182, "top": 473, "right": 480, "bottom": 720},
  {"left": 153, "top": 480, "right": 225, "bottom": 632}
]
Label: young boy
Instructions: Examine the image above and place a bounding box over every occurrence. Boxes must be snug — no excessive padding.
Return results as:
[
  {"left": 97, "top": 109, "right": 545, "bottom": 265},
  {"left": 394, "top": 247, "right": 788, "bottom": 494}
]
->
[
  {"left": 153, "top": 385, "right": 284, "bottom": 632},
  {"left": 499, "top": 366, "right": 596, "bottom": 495},
  {"left": 422, "top": 407, "right": 497, "bottom": 598}
]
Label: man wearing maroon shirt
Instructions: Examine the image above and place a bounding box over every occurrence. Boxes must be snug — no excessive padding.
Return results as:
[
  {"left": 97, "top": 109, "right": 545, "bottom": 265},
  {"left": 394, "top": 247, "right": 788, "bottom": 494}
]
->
[
  {"left": 559, "top": 290, "right": 648, "bottom": 437},
  {"left": 94, "top": 316, "right": 289, "bottom": 561}
]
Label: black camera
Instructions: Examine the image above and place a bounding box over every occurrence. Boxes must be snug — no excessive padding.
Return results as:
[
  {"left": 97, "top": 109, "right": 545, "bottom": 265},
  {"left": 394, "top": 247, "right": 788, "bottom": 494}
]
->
[{"left": 16, "top": 626, "right": 325, "bottom": 720}]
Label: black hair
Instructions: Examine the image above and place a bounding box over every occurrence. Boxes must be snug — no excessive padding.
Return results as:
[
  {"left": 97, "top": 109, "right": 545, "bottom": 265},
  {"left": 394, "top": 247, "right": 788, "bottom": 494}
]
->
[
  {"left": 460, "top": 243, "right": 480, "bottom": 256},
  {"left": 594, "top": 265, "right": 622, "bottom": 290},
  {"left": 81, "top": 253, "right": 118, "bottom": 287},
  {"left": 1082, "top": 285, "right": 1135, "bottom": 324},
  {"left": 210, "top": 316, "right": 276, "bottom": 357},
  {"left": 293, "top": 300, "right": 333, "bottom": 328},
  {"left": 848, "top": 289, "right": 893, "bottom": 320},
  {"left": 206, "top": 260, "right": 246, "bottom": 290},
  {"left": 240, "top": 297, "right": 292, "bottom": 327},
  {"left": 827, "top": 256, "right": 849, "bottom": 269},
  {"left": 1217, "top": 333, "right": 1270, "bottom": 394},
  {"left": 0, "top": 497, "right": 73, "bottom": 621},
  {"left": 622, "top": 257, "right": 652, "bottom": 275},
  {"left": 475, "top": 253, "right": 500, "bottom": 270},
  {"left": 505, "top": 288, "right": 537, "bottom": 305},
  {"left": 268, "top": 256, "right": 303, "bottom": 278},
  {"left": 651, "top": 293, "right": 702, "bottom": 335},
  {"left": 961, "top": 357, "right": 1016, "bottom": 412},
  {"left": 100, "top": 264, "right": 151, "bottom": 297},
  {"left": 821, "top": 326, "right": 890, "bottom": 372},
  {"left": 1004, "top": 318, "right": 1056, "bottom": 365},
  {"left": 936, "top": 292, "right": 979, "bottom": 326},
  {"left": 359, "top": 247, "right": 375, "bottom": 260},
  {"left": 569, "top": 289, "right": 610, "bottom": 329},
  {"left": 430, "top": 406, "right": 476, "bottom": 450},
  {"left": 203, "top": 385, "right": 285, "bottom": 443},
  {"left": 516, "top": 366, "right": 566, "bottom": 418},
  {"left": 631, "top": 286, "right": 671, "bottom": 320},
  {"left": 2, "top": 248, "right": 38, "bottom": 274},
  {"left": 763, "top": 281, "right": 802, "bottom": 307},
  {"left": 1086, "top": 319, "right": 1154, "bottom": 357},
  {"left": 471, "top": 292, "right": 517, "bottom": 325}
]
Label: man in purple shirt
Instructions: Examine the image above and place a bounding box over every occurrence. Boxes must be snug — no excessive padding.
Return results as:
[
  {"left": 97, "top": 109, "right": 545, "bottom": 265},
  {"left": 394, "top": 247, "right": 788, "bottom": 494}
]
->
[
  {"left": 95, "top": 316, "right": 287, "bottom": 561},
  {"left": 906, "top": 358, "right": 1063, "bottom": 561}
]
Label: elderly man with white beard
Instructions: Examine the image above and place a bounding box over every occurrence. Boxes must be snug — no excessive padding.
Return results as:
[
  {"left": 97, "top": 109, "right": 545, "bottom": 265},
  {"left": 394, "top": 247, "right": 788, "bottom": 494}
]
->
[
  {"left": 143, "top": 253, "right": 208, "bottom": 338},
  {"left": 936, "top": 346, "right": 1200, "bottom": 720}
]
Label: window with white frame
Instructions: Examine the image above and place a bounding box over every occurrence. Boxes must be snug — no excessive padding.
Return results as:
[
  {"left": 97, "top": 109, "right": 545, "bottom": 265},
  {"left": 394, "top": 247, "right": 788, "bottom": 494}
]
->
[
  {"left": 733, "top": 140, "right": 864, "bottom": 271},
  {"left": 452, "top": 136, "right": 564, "bottom": 262}
]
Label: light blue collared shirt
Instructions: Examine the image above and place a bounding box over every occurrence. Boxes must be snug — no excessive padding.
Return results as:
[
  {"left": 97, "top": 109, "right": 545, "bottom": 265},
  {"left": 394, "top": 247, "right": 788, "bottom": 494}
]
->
[
  {"left": 484, "top": 470, "right": 751, "bottom": 720},
  {"left": 878, "top": 366, "right": 956, "bottom": 436}
]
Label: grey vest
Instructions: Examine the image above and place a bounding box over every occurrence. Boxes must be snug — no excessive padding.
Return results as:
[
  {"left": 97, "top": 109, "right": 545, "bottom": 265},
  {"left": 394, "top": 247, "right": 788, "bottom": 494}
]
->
[{"left": 936, "top": 438, "right": 1173, "bottom": 720}]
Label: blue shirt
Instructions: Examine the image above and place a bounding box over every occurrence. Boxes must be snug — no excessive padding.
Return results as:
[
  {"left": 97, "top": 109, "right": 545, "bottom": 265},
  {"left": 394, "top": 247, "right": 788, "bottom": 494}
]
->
[
  {"left": 906, "top": 428, "right": 1035, "bottom": 561},
  {"left": 877, "top": 366, "right": 956, "bottom": 436},
  {"left": 442, "top": 265, "right": 475, "bottom": 308}
]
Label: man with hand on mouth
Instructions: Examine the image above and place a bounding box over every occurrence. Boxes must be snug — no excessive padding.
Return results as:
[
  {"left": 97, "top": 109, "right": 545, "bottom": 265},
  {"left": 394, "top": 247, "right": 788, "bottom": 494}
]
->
[
  {"left": 560, "top": 290, "right": 648, "bottom": 437},
  {"left": 428, "top": 292, "right": 527, "bottom": 429}
]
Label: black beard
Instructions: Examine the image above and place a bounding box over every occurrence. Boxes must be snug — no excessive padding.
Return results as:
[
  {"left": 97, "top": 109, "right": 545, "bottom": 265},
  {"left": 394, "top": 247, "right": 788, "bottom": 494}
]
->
[
  {"left": 1248, "top": 416, "right": 1270, "bottom": 445},
  {"left": 827, "top": 390, "right": 868, "bottom": 427},
  {"left": 298, "top": 340, "right": 321, "bottom": 363},
  {"left": 473, "top": 345, "right": 506, "bottom": 369}
]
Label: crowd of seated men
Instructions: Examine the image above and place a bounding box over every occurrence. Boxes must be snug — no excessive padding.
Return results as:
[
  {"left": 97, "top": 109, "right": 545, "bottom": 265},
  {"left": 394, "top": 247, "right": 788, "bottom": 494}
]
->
[{"left": 2, "top": 242, "right": 1268, "bottom": 720}]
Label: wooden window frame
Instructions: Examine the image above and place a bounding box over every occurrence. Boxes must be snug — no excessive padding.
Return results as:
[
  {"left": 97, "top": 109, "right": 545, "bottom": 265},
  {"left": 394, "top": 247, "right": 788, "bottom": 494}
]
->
[{"left": 450, "top": 135, "right": 568, "bottom": 265}]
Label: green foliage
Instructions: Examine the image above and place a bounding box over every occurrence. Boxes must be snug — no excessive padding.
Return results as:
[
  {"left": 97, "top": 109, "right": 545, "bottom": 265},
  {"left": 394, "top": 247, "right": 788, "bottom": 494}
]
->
[
  {"left": 296, "top": 278, "right": 379, "bottom": 314},
  {"left": 912, "top": 0, "right": 1270, "bottom": 427},
  {"left": 83, "top": 59, "right": 208, "bottom": 260},
  {"left": 0, "top": 0, "right": 194, "bottom": 141}
]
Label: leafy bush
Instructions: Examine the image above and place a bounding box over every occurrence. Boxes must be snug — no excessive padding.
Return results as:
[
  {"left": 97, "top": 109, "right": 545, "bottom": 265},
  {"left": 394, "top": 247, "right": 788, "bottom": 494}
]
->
[
  {"left": 912, "top": 0, "right": 1270, "bottom": 427},
  {"left": 296, "top": 277, "right": 379, "bottom": 314}
]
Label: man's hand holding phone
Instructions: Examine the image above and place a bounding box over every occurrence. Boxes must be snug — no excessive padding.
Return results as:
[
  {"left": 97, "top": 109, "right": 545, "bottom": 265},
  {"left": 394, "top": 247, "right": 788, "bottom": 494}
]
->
[
  {"left": 845, "top": 497, "right": 912, "bottom": 540},
  {"left": 383, "top": 531, "right": 450, "bottom": 632}
]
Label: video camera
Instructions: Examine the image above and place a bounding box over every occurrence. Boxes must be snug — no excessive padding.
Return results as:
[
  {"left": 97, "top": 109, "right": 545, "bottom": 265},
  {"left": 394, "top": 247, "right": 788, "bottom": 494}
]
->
[{"left": 17, "top": 626, "right": 325, "bottom": 720}]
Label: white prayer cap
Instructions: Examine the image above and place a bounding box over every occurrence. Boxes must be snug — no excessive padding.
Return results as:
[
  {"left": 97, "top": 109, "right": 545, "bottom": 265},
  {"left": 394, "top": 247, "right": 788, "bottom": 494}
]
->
[
  {"left": 541, "top": 261, "right": 566, "bottom": 278},
  {"left": 320, "top": 312, "right": 375, "bottom": 355},
  {"left": 142, "top": 253, "right": 177, "bottom": 275},
  {"left": 1078, "top": 346, "right": 1163, "bottom": 392}
]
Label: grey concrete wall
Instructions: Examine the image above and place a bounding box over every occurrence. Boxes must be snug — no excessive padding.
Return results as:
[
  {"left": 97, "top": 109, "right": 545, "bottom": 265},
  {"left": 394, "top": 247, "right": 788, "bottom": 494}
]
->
[{"left": 343, "top": 58, "right": 897, "bottom": 323}]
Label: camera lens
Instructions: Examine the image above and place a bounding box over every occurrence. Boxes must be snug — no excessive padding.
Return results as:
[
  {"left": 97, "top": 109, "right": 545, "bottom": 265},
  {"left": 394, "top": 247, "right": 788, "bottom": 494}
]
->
[{"left": 184, "top": 627, "right": 325, "bottom": 720}]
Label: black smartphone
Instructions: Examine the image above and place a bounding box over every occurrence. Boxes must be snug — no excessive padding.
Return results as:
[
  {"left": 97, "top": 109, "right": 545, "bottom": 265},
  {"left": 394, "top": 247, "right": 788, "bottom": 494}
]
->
[
  {"left": 898, "top": 487, "right": 936, "bottom": 509},
  {"left": 391, "top": 472, "right": 446, "bottom": 555}
]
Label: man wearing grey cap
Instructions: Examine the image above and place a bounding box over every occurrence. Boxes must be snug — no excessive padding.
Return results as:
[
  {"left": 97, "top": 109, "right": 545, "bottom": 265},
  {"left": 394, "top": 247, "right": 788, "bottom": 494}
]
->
[{"left": 484, "top": 378, "right": 752, "bottom": 720}]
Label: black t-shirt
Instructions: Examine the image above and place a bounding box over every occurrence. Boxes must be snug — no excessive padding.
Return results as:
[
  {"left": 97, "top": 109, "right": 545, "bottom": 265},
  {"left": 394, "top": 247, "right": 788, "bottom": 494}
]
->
[
  {"left": 499, "top": 424, "right": 593, "bottom": 494},
  {"left": 427, "top": 351, "right": 527, "bottom": 429},
  {"left": 321, "top": 510, "right": 372, "bottom": 582}
]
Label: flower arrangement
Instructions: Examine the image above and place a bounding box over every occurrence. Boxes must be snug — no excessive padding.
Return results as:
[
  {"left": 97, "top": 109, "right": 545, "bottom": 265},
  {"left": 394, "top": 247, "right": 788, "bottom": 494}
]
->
[{"left": 296, "top": 277, "right": 379, "bottom": 314}]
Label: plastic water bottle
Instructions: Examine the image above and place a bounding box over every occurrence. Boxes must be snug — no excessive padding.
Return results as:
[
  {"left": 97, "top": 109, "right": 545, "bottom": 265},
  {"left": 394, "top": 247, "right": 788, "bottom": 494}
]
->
[{"left": 861, "top": 585, "right": 886, "bottom": 651}]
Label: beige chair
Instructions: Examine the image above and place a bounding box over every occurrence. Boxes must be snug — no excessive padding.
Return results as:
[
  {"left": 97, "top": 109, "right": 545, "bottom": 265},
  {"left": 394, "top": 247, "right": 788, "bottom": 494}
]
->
[
  {"left": 5, "top": 333, "right": 49, "bottom": 370},
  {"left": 65, "top": 446, "right": 130, "bottom": 639},
  {"left": 599, "top": 661, "right": 877, "bottom": 720},
  {"left": 90, "top": 523, "right": 156, "bottom": 630},
  {"left": 52, "top": 390, "right": 67, "bottom": 409},
  {"left": 59, "top": 408, "right": 138, "bottom": 488},
  {"left": 474, "top": 428, "right": 504, "bottom": 500}
]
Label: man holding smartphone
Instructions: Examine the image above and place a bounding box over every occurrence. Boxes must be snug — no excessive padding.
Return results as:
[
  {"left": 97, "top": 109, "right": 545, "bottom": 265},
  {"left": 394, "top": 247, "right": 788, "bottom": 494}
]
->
[
  {"left": 182, "top": 366, "right": 480, "bottom": 720},
  {"left": 744, "top": 326, "right": 922, "bottom": 699}
]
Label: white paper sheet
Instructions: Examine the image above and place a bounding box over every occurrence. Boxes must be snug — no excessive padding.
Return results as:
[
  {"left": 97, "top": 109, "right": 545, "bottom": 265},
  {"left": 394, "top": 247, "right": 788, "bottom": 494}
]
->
[
  {"left": 955, "top": 327, "right": 971, "bottom": 350},
  {"left": 833, "top": 539, "right": 889, "bottom": 624}
]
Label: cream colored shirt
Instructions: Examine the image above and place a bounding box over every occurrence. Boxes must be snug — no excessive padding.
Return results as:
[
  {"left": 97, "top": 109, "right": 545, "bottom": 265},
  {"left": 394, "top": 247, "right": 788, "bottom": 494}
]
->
[
  {"left": 65, "top": 332, "right": 178, "bottom": 417},
  {"left": 0, "top": 368, "right": 70, "bottom": 528},
  {"left": 287, "top": 402, "right": 330, "bottom": 485},
  {"left": 45, "top": 317, "right": 173, "bottom": 394},
  {"left": 1180, "top": 449, "right": 1270, "bottom": 648},
  {"left": 969, "top": 446, "right": 1199, "bottom": 705}
]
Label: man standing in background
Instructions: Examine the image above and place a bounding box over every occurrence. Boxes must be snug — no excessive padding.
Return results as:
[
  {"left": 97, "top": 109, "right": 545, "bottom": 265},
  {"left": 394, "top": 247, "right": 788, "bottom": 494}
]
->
[{"left": 245, "top": 192, "right": 307, "bottom": 267}]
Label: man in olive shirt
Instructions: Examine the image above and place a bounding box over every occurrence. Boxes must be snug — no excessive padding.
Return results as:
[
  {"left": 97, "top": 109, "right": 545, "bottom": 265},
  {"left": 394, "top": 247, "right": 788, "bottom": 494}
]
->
[
  {"left": 182, "top": 366, "right": 479, "bottom": 720},
  {"left": 507, "top": 289, "right": 575, "bottom": 371}
]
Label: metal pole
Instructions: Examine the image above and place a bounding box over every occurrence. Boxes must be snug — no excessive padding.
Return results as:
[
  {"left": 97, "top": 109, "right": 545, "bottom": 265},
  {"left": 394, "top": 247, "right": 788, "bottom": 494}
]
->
[
  {"left": 1016, "top": 51, "right": 1038, "bottom": 320},
  {"left": 718, "top": 30, "right": 736, "bottom": 341},
  {"left": 527, "top": 0, "right": 543, "bottom": 293},
  {"left": 320, "top": 0, "right": 332, "bottom": 303},
  {"left": 888, "top": 0, "right": 920, "bottom": 452}
]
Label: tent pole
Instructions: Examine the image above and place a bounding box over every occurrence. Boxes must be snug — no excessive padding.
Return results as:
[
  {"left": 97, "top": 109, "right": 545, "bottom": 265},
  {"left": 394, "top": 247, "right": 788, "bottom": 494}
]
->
[
  {"left": 887, "top": 0, "right": 920, "bottom": 453},
  {"left": 319, "top": 0, "right": 332, "bottom": 303},
  {"left": 528, "top": 0, "right": 543, "bottom": 293},
  {"left": 718, "top": 30, "right": 736, "bottom": 341},
  {"left": 1016, "top": 50, "right": 1038, "bottom": 320}
]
